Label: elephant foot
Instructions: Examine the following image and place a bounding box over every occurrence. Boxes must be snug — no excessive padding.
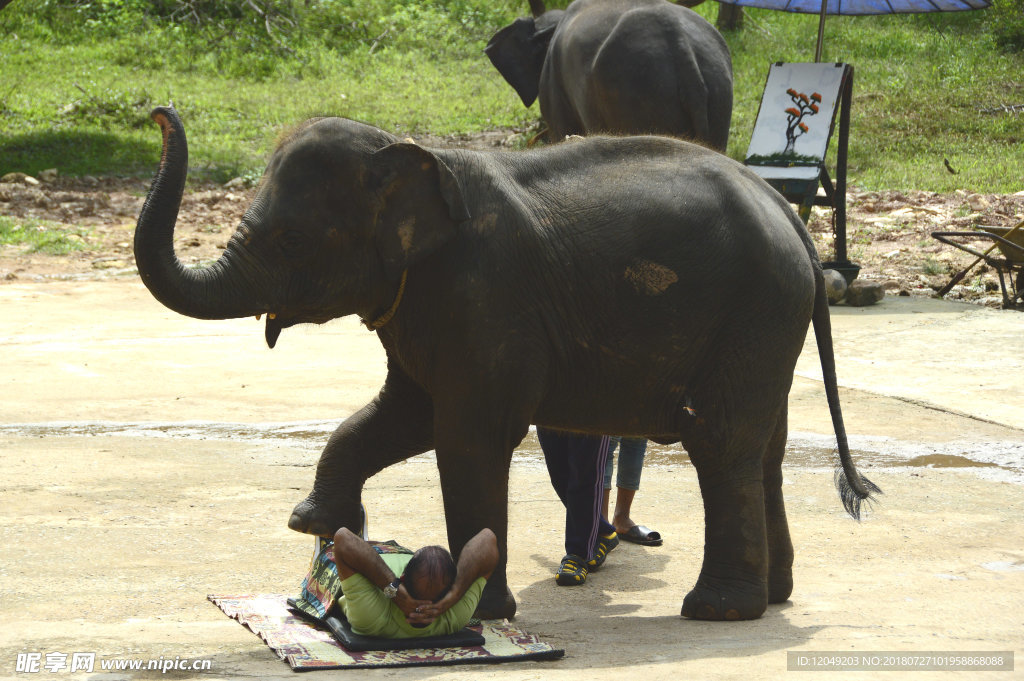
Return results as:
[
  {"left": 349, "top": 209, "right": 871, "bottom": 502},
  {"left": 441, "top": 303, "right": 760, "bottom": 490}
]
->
[
  {"left": 474, "top": 585, "right": 517, "bottom": 620},
  {"left": 768, "top": 568, "right": 793, "bottom": 604},
  {"left": 680, "top": 576, "right": 768, "bottom": 621},
  {"left": 287, "top": 494, "right": 354, "bottom": 537}
]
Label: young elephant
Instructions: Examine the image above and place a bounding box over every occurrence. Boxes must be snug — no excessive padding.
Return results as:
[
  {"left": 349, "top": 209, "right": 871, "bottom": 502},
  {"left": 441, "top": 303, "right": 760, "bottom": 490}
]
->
[
  {"left": 486, "top": 0, "right": 733, "bottom": 150},
  {"left": 135, "top": 107, "right": 878, "bottom": 622}
]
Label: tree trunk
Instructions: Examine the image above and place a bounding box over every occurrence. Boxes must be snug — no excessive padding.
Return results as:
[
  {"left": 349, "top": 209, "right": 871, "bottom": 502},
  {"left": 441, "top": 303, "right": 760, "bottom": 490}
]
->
[{"left": 717, "top": 4, "right": 745, "bottom": 31}]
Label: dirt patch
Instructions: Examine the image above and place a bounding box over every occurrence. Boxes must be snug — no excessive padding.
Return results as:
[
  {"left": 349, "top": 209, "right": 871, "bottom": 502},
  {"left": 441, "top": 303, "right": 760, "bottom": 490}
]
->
[
  {"left": 807, "top": 188, "right": 1024, "bottom": 307},
  {"left": 2, "top": 131, "right": 1022, "bottom": 306}
]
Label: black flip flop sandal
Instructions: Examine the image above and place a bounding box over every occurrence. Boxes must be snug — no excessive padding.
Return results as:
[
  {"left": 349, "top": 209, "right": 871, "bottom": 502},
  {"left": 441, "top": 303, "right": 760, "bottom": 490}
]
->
[{"left": 619, "top": 525, "right": 663, "bottom": 546}]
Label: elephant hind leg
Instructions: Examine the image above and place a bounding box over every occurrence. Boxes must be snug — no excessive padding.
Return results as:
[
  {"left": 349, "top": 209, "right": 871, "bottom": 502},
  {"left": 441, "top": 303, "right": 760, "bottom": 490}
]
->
[
  {"left": 764, "top": 405, "right": 794, "bottom": 604},
  {"left": 681, "top": 396, "right": 792, "bottom": 621},
  {"left": 681, "top": 463, "right": 770, "bottom": 621}
]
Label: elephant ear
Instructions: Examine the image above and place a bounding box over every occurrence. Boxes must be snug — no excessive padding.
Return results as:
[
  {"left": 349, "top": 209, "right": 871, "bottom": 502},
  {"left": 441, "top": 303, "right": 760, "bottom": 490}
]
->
[
  {"left": 370, "top": 142, "right": 470, "bottom": 279},
  {"left": 485, "top": 17, "right": 554, "bottom": 108}
]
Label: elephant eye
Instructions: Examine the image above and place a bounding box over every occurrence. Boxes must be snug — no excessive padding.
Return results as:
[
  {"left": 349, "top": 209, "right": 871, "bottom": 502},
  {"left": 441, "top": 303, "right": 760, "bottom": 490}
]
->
[{"left": 278, "top": 229, "right": 309, "bottom": 256}]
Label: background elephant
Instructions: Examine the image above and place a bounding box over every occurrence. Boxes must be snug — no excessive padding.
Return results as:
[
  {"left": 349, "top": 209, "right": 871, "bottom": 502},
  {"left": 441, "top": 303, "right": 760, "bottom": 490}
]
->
[
  {"left": 135, "top": 107, "right": 877, "bottom": 622},
  {"left": 486, "top": 0, "right": 734, "bottom": 151}
]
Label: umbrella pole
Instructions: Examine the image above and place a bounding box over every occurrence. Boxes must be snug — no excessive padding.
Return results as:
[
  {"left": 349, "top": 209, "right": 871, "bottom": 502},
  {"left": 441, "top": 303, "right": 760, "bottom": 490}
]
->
[{"left": 815, "top": 0, "right": 828, "bottom": 61}]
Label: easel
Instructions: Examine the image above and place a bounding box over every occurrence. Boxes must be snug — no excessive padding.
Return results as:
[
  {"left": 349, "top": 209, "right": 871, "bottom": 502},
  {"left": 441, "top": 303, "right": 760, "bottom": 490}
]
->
[{"left": 745, "top": 62, "right": 858, "bottom": 280}]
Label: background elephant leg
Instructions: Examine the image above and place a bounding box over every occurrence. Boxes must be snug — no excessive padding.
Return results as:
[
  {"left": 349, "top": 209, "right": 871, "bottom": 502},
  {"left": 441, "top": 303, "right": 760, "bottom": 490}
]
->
[
  {"left": 288, "top": 365, "right": 434, "bottom": 537},
  {"left": 763, "top": 405, "right": 794, "bottom": 604},
  {"left": 540, "top": 76, "right": 584, "bottom": 141}
]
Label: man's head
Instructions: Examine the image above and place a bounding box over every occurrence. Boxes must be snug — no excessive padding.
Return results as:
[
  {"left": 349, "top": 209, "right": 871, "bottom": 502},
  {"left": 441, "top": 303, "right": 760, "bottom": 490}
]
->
[{"left": 403, "top": 545, "right": 457, "bottom": 602}]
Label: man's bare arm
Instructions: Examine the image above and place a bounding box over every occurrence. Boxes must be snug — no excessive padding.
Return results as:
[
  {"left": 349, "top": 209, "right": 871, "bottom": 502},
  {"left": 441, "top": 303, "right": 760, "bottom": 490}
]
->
[
  {"left": 332, "top": 528, "right": 430, "bottom": 617},
  {"left": 453, "top": 528, "right": 499, "bottom": 589},
  {"left": 332, "top": 528, "right": 396, "bottom": 584}
]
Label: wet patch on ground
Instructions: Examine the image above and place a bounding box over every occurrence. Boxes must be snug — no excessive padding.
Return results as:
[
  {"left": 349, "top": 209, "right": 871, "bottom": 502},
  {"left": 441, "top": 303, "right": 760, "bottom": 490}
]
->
[{"left": 5, "top": 421, "right": 1022, "bottom": 484}]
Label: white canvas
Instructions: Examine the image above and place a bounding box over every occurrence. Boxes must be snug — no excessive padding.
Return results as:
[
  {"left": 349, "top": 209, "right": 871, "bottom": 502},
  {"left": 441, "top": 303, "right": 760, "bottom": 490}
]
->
[{"left": 746, "top": 63, "right": 846, "bottom": 167}]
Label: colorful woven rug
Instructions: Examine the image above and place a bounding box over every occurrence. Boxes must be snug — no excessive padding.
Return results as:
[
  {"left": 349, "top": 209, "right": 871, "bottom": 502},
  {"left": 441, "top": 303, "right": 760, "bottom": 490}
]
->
[{"left": 208, "top": 594, "right": 565, "bottom": 671}]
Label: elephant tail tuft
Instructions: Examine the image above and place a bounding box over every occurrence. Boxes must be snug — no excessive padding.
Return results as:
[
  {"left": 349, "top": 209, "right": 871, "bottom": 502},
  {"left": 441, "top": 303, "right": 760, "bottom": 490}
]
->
[{"left": 834, "top": 465, "right": 883, "bottom": 521}]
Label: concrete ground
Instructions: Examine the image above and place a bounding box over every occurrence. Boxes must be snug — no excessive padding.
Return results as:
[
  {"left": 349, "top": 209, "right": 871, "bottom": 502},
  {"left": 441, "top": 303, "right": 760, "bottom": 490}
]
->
[{"left": 1, "top": 281, "right": 1022, "bottom": 680}]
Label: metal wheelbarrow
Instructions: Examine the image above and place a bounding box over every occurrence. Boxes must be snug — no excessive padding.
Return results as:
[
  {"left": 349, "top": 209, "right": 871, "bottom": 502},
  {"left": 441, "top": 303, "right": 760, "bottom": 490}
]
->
[{"left": 931, "top": 222, "right": 1024, "bottom": 309}]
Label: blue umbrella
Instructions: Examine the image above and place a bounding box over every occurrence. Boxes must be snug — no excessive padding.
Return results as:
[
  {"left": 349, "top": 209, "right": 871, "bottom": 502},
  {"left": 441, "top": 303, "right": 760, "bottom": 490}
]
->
[{"left": 709, "top": 0, "right": 991, "bottom": 61}]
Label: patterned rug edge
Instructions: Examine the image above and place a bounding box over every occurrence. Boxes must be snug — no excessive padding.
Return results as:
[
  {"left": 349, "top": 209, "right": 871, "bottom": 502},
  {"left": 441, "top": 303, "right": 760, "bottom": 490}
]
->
[
  {"left": 208, "top": 593, "right": 565, "bottom": 671},
  {"left": 286, "top": 648, "right": 566, "bottom": 672}
]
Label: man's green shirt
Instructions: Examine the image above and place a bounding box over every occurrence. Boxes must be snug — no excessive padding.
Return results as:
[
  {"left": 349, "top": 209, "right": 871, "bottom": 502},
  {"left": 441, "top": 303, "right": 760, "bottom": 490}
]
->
[{"left": 338, "top": 552, "right": 485, "bottom": 638}]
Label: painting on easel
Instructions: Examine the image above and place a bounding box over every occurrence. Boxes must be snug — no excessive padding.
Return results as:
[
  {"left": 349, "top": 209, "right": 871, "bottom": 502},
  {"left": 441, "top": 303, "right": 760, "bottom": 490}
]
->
[{"left": 746, "top": 63, "right": 846, "bottom": 168}]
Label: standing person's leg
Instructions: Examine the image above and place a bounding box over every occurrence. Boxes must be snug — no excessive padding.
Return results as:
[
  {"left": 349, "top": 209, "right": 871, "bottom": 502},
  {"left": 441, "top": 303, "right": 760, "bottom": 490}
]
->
[
  {"left": 561, "top": 432, "right": 614, "bottom": 560},
  {"left": 538, "top": 428, "right": 615, "bottom": 585},
  {"left": 602, "top": 436, "right": 621, "bottom": 521},
  {"left": 614, "top": 438, "right": 663, "bottom": 546},
  {"left": 538, "top": 426, "right": 572, "bottom": 509},
  {"left": 538, "top": 427, "right": 585, "bottom": 585},
  {"left": 612, "top": 436, "right": 646, "bottom": 530}
]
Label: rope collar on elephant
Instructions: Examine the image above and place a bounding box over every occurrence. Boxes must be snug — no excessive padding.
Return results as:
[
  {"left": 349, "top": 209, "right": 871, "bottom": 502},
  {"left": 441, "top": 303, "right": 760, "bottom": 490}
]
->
[{"left": 361, "top": 269, "right": 409, "bottom": 331}]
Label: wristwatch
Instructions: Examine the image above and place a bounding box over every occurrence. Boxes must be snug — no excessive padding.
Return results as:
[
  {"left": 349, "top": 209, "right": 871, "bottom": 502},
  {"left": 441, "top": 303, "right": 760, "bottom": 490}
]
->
[{"left": 382, "top": 578, "right": 401, "bottom": 600}]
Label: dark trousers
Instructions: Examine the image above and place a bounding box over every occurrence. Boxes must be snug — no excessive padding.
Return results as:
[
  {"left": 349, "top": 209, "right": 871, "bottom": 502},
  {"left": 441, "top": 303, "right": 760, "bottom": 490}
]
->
[{"left": 537, "top": 427, "right": 615, "bottom": 560}]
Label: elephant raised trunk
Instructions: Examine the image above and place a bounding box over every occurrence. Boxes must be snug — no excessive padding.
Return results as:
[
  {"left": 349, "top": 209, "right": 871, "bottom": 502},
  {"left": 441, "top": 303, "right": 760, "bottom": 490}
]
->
[{"left": 134, "top": 106, "right": 269, "bottom": 321}]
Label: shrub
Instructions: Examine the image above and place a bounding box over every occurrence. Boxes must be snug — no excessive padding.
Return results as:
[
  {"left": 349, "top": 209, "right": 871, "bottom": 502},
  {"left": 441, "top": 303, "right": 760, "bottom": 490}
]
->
[{"left": 988, "top": 0, "right": 1024, "bottom": 52}]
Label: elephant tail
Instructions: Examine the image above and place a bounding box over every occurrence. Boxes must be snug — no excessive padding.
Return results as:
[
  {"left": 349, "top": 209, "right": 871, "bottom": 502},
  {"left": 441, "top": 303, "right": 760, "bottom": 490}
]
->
[{"left": 811, "top": 266, "right": 882, "bottom": 519}]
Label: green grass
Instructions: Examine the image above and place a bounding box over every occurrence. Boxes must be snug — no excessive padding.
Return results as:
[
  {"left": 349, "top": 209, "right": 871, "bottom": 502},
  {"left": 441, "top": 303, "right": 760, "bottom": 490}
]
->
[
  {"left": 720, "top": 7, "right": 1024, "bottom": 192},
  {"left": 921, "top": 255, "right": 950, "bottom": 275},
  {"left": 0, "top": 215, "right": 89, "bottom": 255},
  {"left": 0, "top": 37, "right": 534, "bottom": 182},
  {"left": 1, "top": 0, "right": 1021, "bottom": 192}
]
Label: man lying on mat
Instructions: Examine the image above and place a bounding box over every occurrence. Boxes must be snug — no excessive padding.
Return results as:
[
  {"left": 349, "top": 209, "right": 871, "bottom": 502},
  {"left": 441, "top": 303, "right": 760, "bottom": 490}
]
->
[{"left": 331, "top": 527, "right": 498, "bottom": 638}]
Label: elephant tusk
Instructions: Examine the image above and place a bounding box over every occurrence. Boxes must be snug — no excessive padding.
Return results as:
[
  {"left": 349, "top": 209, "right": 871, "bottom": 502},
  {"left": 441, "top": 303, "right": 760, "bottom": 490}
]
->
[{"left": 265, "top": 315, "right": 283, "bottom": 349}]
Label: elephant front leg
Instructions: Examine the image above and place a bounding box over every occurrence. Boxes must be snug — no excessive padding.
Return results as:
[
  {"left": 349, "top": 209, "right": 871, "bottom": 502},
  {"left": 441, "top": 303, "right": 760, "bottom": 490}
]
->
[
  {"left": 682, "top": 458, "right": 770, "bottom": 621},
  {"left": 433, "top": 412, "right": 527, "bottom": 621},
  {"left": 288, "top": 367, "right": 434, "bottom": 537},
  {"left": 438, "top": 456, "right": 517, "bottom": 620}
]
